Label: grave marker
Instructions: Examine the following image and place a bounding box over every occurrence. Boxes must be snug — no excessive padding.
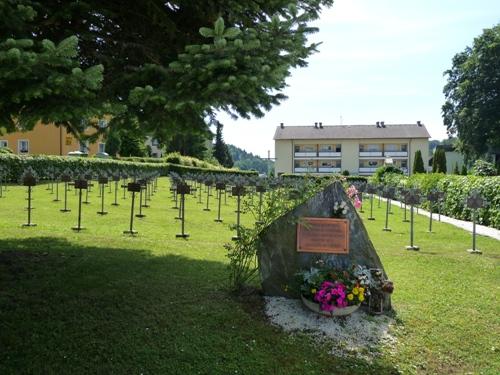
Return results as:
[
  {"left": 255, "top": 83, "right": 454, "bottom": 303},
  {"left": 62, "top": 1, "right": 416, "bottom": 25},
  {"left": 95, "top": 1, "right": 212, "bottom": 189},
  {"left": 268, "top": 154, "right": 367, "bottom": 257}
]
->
[
  {"left": 232, "top": 185, "right": 246, "bottom": 240},
  {"left": 72, "top": 179, "right": 88, "bottom": 231},
  {"left": 466, "top": 190, "right": 485, "bottom": 254},
  {"left": 176, "top": 182, "right": 190, "bottom": 238},
  {"left": 21, "top": 170, "right": 37, "bottom": 227},
  {"left": 123, "top": 182, "right": 141, "bottom": 235},
  {"left": 366, "top": 184, "right": 376, "bottom": 220},
  {"left": 405, "top": 189, "right": 421, "bottom": 251},
  {"left": 382, "top": 187, "right": 395, "bottom": 231}
]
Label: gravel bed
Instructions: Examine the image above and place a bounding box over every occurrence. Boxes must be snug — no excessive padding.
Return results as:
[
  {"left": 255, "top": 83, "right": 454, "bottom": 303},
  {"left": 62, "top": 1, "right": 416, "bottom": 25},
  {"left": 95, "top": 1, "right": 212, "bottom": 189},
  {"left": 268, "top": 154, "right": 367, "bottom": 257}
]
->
[{"left": 264, "top": 296, "right": 397, "bottom": 360}]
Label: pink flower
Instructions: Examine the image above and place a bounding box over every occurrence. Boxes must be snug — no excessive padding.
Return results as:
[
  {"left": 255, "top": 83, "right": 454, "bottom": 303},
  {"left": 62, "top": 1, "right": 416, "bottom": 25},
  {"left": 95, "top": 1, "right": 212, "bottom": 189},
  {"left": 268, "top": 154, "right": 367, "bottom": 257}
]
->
[{"left": 354, "top": 197, "right": 361, "bottom": 209}]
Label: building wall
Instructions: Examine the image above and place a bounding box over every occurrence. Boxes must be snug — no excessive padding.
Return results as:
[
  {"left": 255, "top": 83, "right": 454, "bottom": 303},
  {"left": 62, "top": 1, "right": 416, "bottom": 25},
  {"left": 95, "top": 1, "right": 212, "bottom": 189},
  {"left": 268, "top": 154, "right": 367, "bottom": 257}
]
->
[
  {"left": 274, "top": 137, "right": 429, "bottom": 176},
  {"left": 0, "top": 122, "right": 104, "bottom": 156},
  {"left": 275, "top": 139, "right": 293, "bottom": 174}
]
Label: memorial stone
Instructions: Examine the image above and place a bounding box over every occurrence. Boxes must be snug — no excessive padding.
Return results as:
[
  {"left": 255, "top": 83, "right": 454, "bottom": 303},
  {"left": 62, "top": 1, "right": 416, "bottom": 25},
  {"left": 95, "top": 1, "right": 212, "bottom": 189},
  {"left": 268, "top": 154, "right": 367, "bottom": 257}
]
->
[{"left": 258, "top": 181, "right": 391, "bottom": 310}]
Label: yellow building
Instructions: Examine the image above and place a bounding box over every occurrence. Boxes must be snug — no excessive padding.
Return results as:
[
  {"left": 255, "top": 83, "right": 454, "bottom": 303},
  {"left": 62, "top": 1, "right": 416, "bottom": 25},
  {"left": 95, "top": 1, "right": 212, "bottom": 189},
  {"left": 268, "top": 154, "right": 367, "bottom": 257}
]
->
[
  {"left": 0, "top": 121, "right": 108, "bottom": 156},
  {"left": 275, "top": 122, "right": 430, "bottom": 176}
]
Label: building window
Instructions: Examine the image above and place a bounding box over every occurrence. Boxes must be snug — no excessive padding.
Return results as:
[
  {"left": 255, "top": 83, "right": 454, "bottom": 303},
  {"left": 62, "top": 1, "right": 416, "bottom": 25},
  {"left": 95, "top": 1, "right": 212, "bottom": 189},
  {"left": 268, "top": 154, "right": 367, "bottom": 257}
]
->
[
  {"left": 0, "top": 140, "right": 8, "bottom": 148},
  {"left": 319, "top": 144, "right": 341, "bottom": 153},
  {"left": 401, "top": 144, "right": 408, "bottom": 152},
  {"left": 359, "top": 144, "right": 382, "bottom": 152},
  {"left": 359, "top": 159, "right": 383, "bottom": 168},
  {"left": 151, "top": 139, "right": 159, "bottom": 147},
  {"left": 18, "top": 140, "right": 29, "bottom": 154},
  {"left": 294, "top": 144, "right": 316, "bottom": 153},
  {"left": 98, "top": 119, "right": 108, "bottom": 129},
  {"left": 98, "top": 143, "right": 106, "bottom": 153}
]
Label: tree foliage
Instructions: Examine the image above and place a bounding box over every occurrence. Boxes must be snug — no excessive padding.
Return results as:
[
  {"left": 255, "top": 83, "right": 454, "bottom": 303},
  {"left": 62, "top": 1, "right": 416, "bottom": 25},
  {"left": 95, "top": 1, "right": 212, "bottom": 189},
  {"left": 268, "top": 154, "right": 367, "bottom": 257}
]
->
[
  {"left": 442, "top": 24, "right": 500, "bottom": 161},
  {"left": 413, "top": 150, "right": 425, "bottom": 174},
  {"left": 0, "top": 2, "right": 104, "bottom": 135},
  {"left": 212, "top": 121, "right": 233, "bottom": 168},
  {"left": 1, "top": 1, "right": 333, "bottom": 141},
  {"left": 227, "top": 144, "right": 273, "bottom": 174}
]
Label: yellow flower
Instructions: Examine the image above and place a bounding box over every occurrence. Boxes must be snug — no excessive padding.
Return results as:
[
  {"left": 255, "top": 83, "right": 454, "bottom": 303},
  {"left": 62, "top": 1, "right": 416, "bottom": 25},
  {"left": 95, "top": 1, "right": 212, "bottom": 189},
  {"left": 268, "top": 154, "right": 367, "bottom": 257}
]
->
[
  {"left": 311, "top": 288, "right": 317, "bottom": 294},
  {"left": 359, "top": 294, "right": 365, "bottom": 302},
  {"left": 359, "top": 287, "right": 365, "bottom": 294},
  {"left": 347, "top": 294, "right": 354, "bottom": 301},
  {"left": 352, "top": 287, "right": 359, "bottom": 295}
]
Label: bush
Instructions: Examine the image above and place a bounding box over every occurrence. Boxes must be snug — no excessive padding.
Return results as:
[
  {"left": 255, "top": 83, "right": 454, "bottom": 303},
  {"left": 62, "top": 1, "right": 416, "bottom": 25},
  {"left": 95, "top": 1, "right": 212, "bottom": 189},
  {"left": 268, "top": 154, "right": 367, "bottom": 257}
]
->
[
  {"left": 380, "top": 172, "right": 500, "bottom": 229},
  {"left": 341, "top": 170, "right": 350, "bottom": 176},
  {"left": 0, "top": 154, "right": 257, "bottom": 182},
  {"left": 372, "top": 165, "right": 403, "bottom": 183},
  {"left": 471, "top": 160, "right": 497, "bottom": 176},
  {"left": 413, "top": 150, "right": 425, "bottom": 173},
  {"left": 0, "top": 147, "right": 13, "bottom": 154}
]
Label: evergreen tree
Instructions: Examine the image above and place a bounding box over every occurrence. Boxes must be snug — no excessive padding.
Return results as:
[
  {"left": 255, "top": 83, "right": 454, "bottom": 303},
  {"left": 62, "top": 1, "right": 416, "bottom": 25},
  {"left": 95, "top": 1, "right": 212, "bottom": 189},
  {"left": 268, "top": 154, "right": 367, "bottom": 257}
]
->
[
  {"left": 105, "top": 129, "right": 121, "bottom": 157},
  {"left": 413, "top": 150, "right": 425, "bottom": 173},
  {"left": 119, "top": 131, "right": 148, "bottom": 157},
  {"left": 213, "top": 121, "right": 233, "bottom": 167},
  {"left": 433, "top": 147, "right": 447, "bottom": 173},
  {"left": 1, "top": 1, "right": 333, "bottom": 140},
  {"left": 0, "top": 2, "right": 104, "bottom": 134}
]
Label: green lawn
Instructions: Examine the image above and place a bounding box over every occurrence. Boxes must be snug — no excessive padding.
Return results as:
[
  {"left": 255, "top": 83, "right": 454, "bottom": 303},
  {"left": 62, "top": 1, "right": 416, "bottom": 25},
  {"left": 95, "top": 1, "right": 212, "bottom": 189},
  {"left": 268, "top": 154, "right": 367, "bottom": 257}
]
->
[{"left": 0, "top": 179, "right": 498, "bottom": 374}]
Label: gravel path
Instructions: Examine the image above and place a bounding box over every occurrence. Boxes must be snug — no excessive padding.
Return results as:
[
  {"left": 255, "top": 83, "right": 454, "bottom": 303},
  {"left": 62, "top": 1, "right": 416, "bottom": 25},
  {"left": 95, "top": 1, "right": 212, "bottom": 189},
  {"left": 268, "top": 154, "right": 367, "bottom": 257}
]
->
[{"left": 378, "top": 196, "right": 500, "bottom": 241}]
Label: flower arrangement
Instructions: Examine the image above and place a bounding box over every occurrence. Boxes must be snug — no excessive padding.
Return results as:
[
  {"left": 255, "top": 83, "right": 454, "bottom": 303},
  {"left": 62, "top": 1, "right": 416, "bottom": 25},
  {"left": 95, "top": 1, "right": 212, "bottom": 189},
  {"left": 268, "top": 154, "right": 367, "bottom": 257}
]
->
[
  {"left": 299, "top": 263, "right": 370, "bottom": 312},
  {"left": 298, "top": 262, "right": 394, "bottom": 314}
]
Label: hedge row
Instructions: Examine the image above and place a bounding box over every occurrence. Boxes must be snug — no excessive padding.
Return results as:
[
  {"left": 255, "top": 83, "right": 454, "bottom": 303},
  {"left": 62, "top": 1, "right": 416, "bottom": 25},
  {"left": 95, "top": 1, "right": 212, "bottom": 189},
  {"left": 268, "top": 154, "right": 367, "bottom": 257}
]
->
[
  {"left": 0, "top": 154, "right": 257, "bottom": 182},
  {"left": 378, "top": 173, "right": 500, "bottom": 229},
  {"left": 280, "top": 173, "right": 368, "bottom": 184},
  {"left": 119, "top": 152, "right": 222, "bottom": 170}
]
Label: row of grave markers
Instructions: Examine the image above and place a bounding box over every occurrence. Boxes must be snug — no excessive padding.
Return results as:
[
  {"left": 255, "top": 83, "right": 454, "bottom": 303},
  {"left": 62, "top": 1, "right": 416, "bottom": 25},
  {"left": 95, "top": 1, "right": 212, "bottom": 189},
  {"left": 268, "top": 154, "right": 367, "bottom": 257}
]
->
[
  {"left": 352, "top": 182, "right": 487, "bottom": 254},
  {"left": 2, "top": 168, "right": 489, "bottom": 250}
]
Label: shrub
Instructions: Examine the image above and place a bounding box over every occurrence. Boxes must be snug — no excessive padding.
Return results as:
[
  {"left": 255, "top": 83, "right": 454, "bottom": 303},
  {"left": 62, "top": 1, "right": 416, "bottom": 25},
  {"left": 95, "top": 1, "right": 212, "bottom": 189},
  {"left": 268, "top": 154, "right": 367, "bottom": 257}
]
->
[
  {"left": 0, "top": 154, "right": 257, "bottom": 182},
  {"left": 372, "top": 165, "right": 403, "bottom": 183},
  {"left": 380, "top": 172, "right": 500, "bottom": 229},
  {"left": 341, "top": 170, "right": 350, "bottom": 176},
  {"left": 413, "top": 150, "right": 425, "bottom": 173},
  {"left": 0, "top": 147, "right": 13, "bottom": 154},
  {"left": 471, "top": 160, "right": 497, "bottom": 176}
]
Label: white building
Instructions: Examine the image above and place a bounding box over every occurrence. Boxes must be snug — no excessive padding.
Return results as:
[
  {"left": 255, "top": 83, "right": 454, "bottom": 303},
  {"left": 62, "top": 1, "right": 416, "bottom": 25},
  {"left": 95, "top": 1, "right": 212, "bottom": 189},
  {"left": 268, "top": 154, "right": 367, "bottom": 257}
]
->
[{"left": 274, "top": 122, "right": 430, "bottom": 176}]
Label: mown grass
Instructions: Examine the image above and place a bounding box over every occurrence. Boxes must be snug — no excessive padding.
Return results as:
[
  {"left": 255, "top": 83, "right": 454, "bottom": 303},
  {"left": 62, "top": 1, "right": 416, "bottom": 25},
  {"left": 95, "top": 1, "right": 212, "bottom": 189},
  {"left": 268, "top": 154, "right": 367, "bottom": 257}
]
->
[{"left": 0, "top": 179, "right": 498, "bottom": 374}]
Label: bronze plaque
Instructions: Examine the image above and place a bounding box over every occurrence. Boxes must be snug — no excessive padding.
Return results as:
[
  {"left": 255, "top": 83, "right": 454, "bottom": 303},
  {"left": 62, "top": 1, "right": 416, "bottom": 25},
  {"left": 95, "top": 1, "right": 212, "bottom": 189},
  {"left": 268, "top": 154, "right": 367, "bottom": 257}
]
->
[
  {"left": 297, "top": 217, "right": 349, "bottom": 254},
  {"left": 127, "top": 182, "right": 141, "bottom": 192},
  {"left": 232, "top": 186, "right": 246, "bottom": 196},
  {"left": 74, "top": 180, "right": 88, "bottom": 189},
  {"left": 176, "top": 183, "right": 191, "bottom": 195}
]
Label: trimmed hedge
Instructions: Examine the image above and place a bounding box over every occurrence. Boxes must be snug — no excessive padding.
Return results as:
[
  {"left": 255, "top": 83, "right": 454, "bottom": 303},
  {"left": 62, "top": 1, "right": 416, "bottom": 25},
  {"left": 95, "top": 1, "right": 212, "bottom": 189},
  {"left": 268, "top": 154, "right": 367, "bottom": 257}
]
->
[
  {"left": 119, "top": 152, "right": 223, "bottom": 170},
  {"left": 377, "top": 172, "right": 500, "bottom": 229},
  {"left": 0, "top": 154, "right": 257, "bottom": 182},
  {"left": 280, "top": 173, "right": 368, "bottom": 184}
]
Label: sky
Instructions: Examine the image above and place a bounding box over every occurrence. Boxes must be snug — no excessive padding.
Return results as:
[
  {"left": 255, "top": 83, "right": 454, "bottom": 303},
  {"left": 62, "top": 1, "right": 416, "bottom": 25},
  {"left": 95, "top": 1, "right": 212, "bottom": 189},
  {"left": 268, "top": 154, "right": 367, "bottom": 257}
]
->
[{"left": 216, "top": 0, "right": 500, "bottom": 158}]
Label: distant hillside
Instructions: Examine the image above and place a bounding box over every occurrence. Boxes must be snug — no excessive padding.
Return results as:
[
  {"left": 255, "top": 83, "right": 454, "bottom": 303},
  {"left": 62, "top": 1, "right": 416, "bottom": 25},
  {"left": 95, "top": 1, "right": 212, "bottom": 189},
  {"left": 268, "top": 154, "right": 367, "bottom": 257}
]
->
[{"left": 228, "top": 144, "right": 274, "bottom": 175}]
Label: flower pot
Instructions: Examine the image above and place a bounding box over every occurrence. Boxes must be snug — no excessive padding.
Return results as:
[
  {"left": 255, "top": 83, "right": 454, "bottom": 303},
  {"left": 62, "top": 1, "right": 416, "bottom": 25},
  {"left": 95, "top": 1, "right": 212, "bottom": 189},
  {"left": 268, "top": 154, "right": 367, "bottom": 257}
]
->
[{"left": 301, "top": 295, "right": 360, "bottom": 317}]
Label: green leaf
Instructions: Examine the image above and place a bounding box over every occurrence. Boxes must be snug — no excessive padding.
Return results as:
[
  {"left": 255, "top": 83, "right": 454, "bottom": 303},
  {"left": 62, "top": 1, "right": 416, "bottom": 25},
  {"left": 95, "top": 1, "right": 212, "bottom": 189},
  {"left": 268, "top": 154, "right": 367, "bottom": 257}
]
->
[
  {"left": 223, "top": 27, "right": 240, "bottom": 39},
  {"left": 199, "top": 27, "right": 214, "bottom": 38},
  {"left": 214, "top": 17, "right": 225, "bottom": 36}
]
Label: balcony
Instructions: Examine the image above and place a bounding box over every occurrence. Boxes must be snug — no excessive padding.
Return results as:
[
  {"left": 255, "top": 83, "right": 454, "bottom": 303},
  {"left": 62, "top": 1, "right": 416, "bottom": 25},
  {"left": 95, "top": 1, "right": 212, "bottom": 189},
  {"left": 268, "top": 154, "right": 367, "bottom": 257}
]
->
[
  {"left": 318, "top": 151, "right": 341, "bottom": 157},
  {"left": 384, "top": 151, "right": 407, "bottom": 157},
  {"left": 358, "top": 167, "right": 378, "bottom": 174},
  {"left": 294, "top": 152, "right": 317, "bottom": 157},
  {"left": 318, "top": 167, "right": 341, "bottom": 173},
  {"left": 359, "top": 151, "right": 383, "bottom": 157},
  {"left": 294, "top": 167, "right": 316, "bottom": 173}
]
